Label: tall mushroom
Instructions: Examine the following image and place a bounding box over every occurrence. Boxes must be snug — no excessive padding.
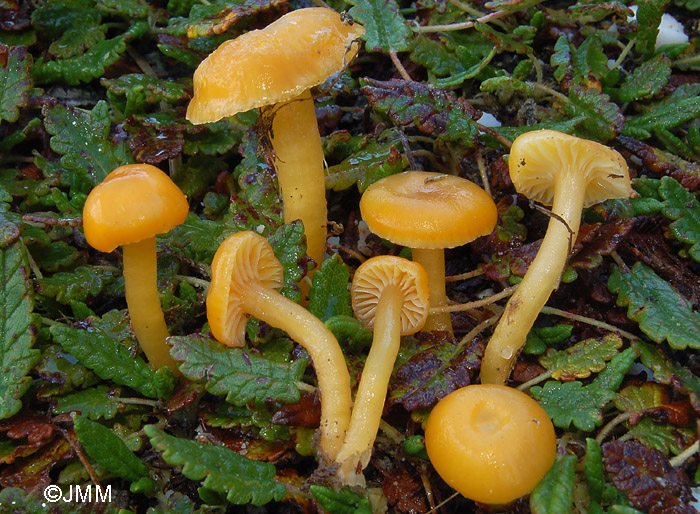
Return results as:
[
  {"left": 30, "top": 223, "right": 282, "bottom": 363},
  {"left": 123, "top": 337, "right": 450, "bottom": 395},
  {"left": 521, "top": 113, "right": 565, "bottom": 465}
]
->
[
  {"left": 424, "top": 384, "right": 556, "bottom": 504},
  {"left": 335, "top": 255, "right": 429, "bottom": 485},
  {"left": 360, "top": 171, "right": 497, "bottom": 334},
  {"left": 83, "top": 164, "right": 189, "bottom": 373},
  {"left": 206, "top": 231, "right": 351, "bottom": 463},
  {"left": 480, "top": 130, "right": 631, "bottom": 385},
  {"left": 186, "top": 8, "right": 365, "bottom": 273}
]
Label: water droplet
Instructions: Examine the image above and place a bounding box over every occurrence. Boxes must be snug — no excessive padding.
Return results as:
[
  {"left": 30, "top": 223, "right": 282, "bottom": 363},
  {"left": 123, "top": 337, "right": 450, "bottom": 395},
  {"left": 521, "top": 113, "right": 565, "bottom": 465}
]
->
[{"left": 500, "top": 346, "right": 514, "bottom": 359}]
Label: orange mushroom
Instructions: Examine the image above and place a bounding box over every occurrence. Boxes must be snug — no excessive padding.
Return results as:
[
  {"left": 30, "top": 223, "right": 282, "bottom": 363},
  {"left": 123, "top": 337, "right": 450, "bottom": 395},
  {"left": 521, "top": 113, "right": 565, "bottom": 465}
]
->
[
  {"left": 425, "top": 384, "right": 556, "bottom": 504},
  {"left": 335, "top": 255, "right": 429, "bottom": 485},
  {"left": 206, "top": 231, "right": 351, "bottom": 463},
  {"left": 83, "top": 164, "right": 189, "bottom": 373},
  {"left": 360, "top": 171, "right": 497, "bottom": 334},
  {"left": 187, "top": 8, "right": 365, "bottom": 272},
  {"left": 480, "top": 130, "right": 631, "bottom": 385}
]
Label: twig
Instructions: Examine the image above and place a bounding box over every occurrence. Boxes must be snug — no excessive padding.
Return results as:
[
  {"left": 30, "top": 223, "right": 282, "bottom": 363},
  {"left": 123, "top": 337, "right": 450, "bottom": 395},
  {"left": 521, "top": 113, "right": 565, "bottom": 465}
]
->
[
  {"left": 426, "top": 492, "right": 460, "bottom": 514},
  {"left": 516, "top": 370, "right": 553, "bottom": 391},
  {"left": 445, "top": 268, "right": 484, "bottom": 282},
  {"left": 59, "top": 427, "right": 102, "bottom": 488},
  {"left": 670, "top": 440, "right": 700, "bottom": 467},
  {"left": 595, "top": 411, "right": 634, "bottom": 445},
  {"left": 539, "top": 306, "right": 639, "bottom": 342},
  {"left": 475, "top": 150, "right": 492, "bottom": 197},
  {"left": 389, "top": 50, "right": 413, "bottom": 81},
  {"left": 379, "top": 419, "right": 404, "bottom": 444},
  {"left": 430, "top": 285, "right": 517, "bottom": 314}
]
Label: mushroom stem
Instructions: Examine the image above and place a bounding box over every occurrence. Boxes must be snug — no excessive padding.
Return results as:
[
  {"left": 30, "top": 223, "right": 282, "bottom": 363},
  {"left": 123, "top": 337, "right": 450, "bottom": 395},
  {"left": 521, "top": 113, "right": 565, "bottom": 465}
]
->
[
  {"left": 267, "top": 89, "right": 327, "bottom": 272},
  {"left": 336, "top": 284, "right": 403, "bottom": 485},
  {"left": 242, "top": 281, "right": 351, "bottom": 462},
  {"left": 480, "top": 176, "right": 587, "bottom": 385},
  {"left": 412, "top": 248, "right": 452, "bottom": 333},
  {"left": 122, "top": 237, "right": 180, "bottom": 374}
]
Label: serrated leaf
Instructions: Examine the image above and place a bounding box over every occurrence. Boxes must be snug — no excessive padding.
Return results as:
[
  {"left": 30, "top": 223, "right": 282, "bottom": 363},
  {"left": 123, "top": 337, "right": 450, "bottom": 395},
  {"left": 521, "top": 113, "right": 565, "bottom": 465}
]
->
[
  {"left": 36, "top": 266, "right": 120, "bottom": 305},
  {"left": 145, "top": 424, "right": 287, "bottom": 506},
  {"left": 73, "top": 414, "right": 150, "bottom": 483},
  {"left": 584, "top": 438, "right": 605, "bottom": 503},
  {"left": 49, "top": 323, "right": 175, "bottom": 399},
  {"left": 362, "top": 78, "right": 480, "bottom": 148},
  {"left": 566, "top": 84, "right": 624, "bottom": 141},
  {"left": 631, "top": 0, "right": 668, "bottom": 58},
  {"left": 539, "top": 333, "right": 622, "bottom": 380},
  {"left": 325, "top": 315, "right": 373, "bottom": 349},
  {"left": 409, "top": 36, "right": 465, "bottom": 79},
  {"left": 310, "top": 485, "right": 372, "bottom": 514},
  {"left": 0, "top": 45, "right": 33, "bottom": 124},
  {"left": 608, "top": 262, "right": 700, "bottom": 350},
  {"left": 571, "top": 34, "right": 609, "bottom": 81},
  {"left": 530, "top": 454, "right": 576, "bottom": 514},
  {"left": 53, "top": 385, "right": 123, "bottom": 420},
  {"left": 591, "top": 346, "right": 638, "bottom": 392},
  {"left": 657, "top": 176, "right": 700, "bottom": 262},
  {"left": 101, "top": 73, "right": 191, "bottom": 105},
  {"left": 623, "top": 96, "right": 700, "bottom": 139},
  {"left": 96, "top": 0, "right": 152, "bottom": 18},
  {"left": 616, "top": 53, "right": 671, "bottom": 103},
  {"left": 551, "top": 35, "right": 571, "bottom": 82},
  {"left": 530, "top": 380, "right": 616, "bottom": 431},
  {"left": 49, "top": 24, "right": 107, "bottom": 59},
  {"left": 348, "top": 0, "right": 412, "bottom": 53},
  {"left": 167, "top": 212, "right": 226, "bottom": 262},
  {"left": 42, "top": 100, "right": 134, "bottom": 186},
  {"left": 179, "top": 0, "right": 286, "bottom": 39},
  {"left": 0, "top": 242, "right": 40, "bottom": 419},
  {"left": 170, "top": 334, "right": 305, "bottom": 406},
  {"left": 266, "top": 221, "right": 307, "bottom": 302},
  {"left": 308, "top": 254, "right": 352, "bottom": 322}
]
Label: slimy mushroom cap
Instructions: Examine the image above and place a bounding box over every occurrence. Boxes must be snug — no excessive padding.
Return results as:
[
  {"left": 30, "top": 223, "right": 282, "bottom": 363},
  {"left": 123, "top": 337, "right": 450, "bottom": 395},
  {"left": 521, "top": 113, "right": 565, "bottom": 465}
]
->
[
  {"left": 82, "top": 164, "right": 189, "bottom": 253},
  {"left": 207, "top": 232, "right": 283, "bottom": 347},
  {"left": 360, "top": 171, "right": 498, "bottom": 249},
  {"left": 186, "top": 8, "right": 365, "bottom": 124}
]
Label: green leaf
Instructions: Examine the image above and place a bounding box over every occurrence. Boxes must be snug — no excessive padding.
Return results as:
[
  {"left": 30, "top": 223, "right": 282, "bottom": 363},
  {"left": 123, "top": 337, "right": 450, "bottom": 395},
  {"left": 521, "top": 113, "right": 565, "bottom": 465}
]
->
[
  {"left": 170, "top": 334, "right": 305, "bottom": 406},
  {"left": 36, "top": 266, "right": 120, "bottom": 305},
  {"left": 523, "top": 324, "right": 573, "bottom": 355},
  {"left": 615, "top": 53, "right": 671, "bottom": 103},
  {"left": 409, "top": 36, "right": 465, "bottom": 79},
  {"left": 32, "top": 22, "right": 147, "bottom": 85},
  {"left": 608, "top": 262, "right": 700, "bottom": 350},
  {"left": 310, "top": 485, "right": 372, "bottom": 514},
  {"left": 657, "top": 176, "right": 700, "bottom": 262},
  {"left": 591, "top": 346, "right": 638, "bottom": 392},
  {"left": 167, "top": 212, "right": 226, "bottom": 262},
  {"left": 566, "top": 84, "right": 624, "bottom": 141},
  {"left": 571, "top": 34, "right": 609, "bottom": 81},
  {"left": 0, "top": 242, "right": 40, "bottom": 419},
  {"left": 308, "top": 254, "right": 353, "bottom": 322},
  {"left": 539, "top": 333, "right": 622, "bottom": 380},
  {"left": 267, "top": 221, "right": 307, "bottom": 302},
  {"left": 145, "top": 424, "right": 287, "bottom": 506},
  {"left": 632, "top": 0, "right": 668, "bottom": 58},
  {"left": 73, "top": 414, "right": 152, "bottom": 483},
  {"left": 0, "top": 45, "right": 33, "bottom": 124},
  {"left": 530, "top": 381, "right": 616, "bottom": 431},
  {"left": 49, "top": 323, "right": 175, "bottom": 399},
  {"left": 551, "top": 35, "right": 571, "bottom": 82},
  {"left": 584, "top": 438, "right": 605, "bottom": 503},
  {"left": 101, "top": 73, "right": 191, "bottom": 105},
  {"left": 96, "top": 0, "right": 153, "bottom": 19},
  {"left": 325, "top": 314, "right": 373, "bottom": 349},
  {"left": 42, "top": 100, "right": 134, "bottom": 186},
  {"left": 53, "top": 385, "right": 123, "bottom": 420},
  {"left": 530, "top": 454, "right": 576, "bottom": 514},
  {"left": 623, "top": 96, "right": 700, "bottom": 139},
  {"left": 49, "top": 24, "right": 108, "bottom": 59},
  {"left": 348, "top": 0, "right": 412, "bottom": 53}
]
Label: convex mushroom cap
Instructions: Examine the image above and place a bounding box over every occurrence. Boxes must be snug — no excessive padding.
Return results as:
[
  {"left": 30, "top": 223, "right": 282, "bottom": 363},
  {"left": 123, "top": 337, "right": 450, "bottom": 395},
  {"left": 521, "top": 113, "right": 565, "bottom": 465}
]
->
[
  {"left": 83, "top": 164, "right": 189, "bottom": 252},
  {"left": 480, "top": 130, "right": 631, "bottom": 385},
  {"left": 186, "top": 7, "right": 365, "bottom": 123},
  {"left": 360, "top": 171, "right": 497, "bottom": 333},
  {"left": 425, "top": 384, "right": 556, "bottom": 504}
]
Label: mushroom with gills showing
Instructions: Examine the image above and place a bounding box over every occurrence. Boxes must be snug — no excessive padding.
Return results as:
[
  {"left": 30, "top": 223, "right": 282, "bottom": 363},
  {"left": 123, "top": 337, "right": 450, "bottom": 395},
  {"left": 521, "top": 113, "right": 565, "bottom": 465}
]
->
[
  {"left": 335, "top": 255, "right": 429, "bottom": 485},
  {"left": 424, "top": 384, "right": 556, "bottom": 505},
  {"left": 186, "top": 8, "right": 365, "bottom": 274},
  {"left": 205, "top": 231, "right": 351, "bottom": 464},
  {"left": 480, "top": 130, "right": 631, "bottom": 385},
  {"left": 360, "top": 171, "right": 497, "bottom": 334},
  {"left": 82, "top": 164, "right": 189, "bottom": 373}
]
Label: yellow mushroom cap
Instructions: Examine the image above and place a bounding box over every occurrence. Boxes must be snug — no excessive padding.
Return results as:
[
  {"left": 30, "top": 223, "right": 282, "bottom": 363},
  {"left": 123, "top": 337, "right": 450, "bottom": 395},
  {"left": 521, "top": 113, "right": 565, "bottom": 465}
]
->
[
  {"left": 83, "top": 164, "right": 188, "bottom": 253},
  {"left": 351, "top": 256, "right": 430, "bottom": 335},
  {"left": 425, "top": 384, "right": 556, "bottom": 505},
  {"left": 186, "top": 8, "right": 365, "bottom": 124},
  {"left": 360, "top": 171, "right": 498, "bottom": 249},
  {"left": 207, "top": 231, "right": 283, "bottom": 347},
  {"left": 509, "top": 130, "right": 631, "bottom": 208}
]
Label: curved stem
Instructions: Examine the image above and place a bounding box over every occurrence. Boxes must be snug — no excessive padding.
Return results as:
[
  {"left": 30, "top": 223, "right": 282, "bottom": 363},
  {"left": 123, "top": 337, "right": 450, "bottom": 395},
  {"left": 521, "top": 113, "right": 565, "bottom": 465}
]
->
[
  {"left": 122, "top": 237, "right": 180, "bottom": 374},
  {"left": 412, "top": 248, "right": 452, "bottom": 334},
  {"left": 269, "top": 90, "right": 327, "bottom": 273},
  {"left": 480, "top": 177, "right": 587, "bottom": 385},
  {"left": 242, "top": 284, "right": 351, "bottom": 463},
  {"left": 335, "top": 284, "right": 404, "bottom": 485}
]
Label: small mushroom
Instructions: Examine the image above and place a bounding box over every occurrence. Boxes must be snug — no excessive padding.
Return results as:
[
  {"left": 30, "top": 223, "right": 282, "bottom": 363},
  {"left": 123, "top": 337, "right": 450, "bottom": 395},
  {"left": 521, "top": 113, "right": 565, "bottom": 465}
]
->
[
  {"left": 186, "top": 8, "right": 365, "bottom": 273},
  {"left": 206, "top": 231, "right": 351, "bottom": 463},
  {"left": 83, "top": 164, "right": 189, "bottom": 373},
  {"left": 424, "top": 384, "right": 556, "bottom": 504},
  {"left": 335, "top": 255, "right": 429, "bottom": 485},
  {"left": 480, "top": 130, "right": 631, "bottom": 385},
  {"left": 360, "top": 171, "right": 497, "bottom": 333}
]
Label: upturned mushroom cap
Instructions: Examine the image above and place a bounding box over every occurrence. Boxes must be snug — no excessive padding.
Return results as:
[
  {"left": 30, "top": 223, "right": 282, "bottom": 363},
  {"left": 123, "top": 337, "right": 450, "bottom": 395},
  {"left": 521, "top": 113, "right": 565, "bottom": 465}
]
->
[
  {"left": 351, "top": 256, "right": 430, "bottom": 335},
  {"left": 360, "top": 171, "right": 498, "bottom": 249},
  {"left": 425, "top": 384, "right": 556, "bottom": 504},
  {"left": 207, "top": 231, "right": 283, "bottom": 347},
  {"left": 186, "top": 8, "right": 365, "bottom": 124},
  {"left": 83, "top": 164, "right": 189, "bottom": 253},
  {"left": 509, "top": 129, "right": 631, "bottom": 207}
]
